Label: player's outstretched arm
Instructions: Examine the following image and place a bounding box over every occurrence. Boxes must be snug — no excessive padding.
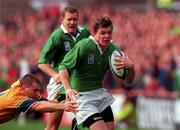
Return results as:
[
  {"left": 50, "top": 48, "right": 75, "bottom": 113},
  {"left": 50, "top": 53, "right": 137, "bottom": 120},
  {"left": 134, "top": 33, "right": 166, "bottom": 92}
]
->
[{"left": 31, "top": 100, "right": 78, "bottom": 113}]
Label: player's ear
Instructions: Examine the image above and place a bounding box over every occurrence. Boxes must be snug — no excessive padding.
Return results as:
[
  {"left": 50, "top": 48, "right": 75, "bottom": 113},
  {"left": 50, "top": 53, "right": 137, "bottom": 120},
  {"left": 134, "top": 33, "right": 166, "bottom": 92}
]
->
[
  {"left": 61, "top": 16, "right": 64, "bottom": 21},
  {"left": 21, "top": 84, "right": 25, "bottom": 89},
  {"left": 21, "top": 84, "right": 28, "bottom": 89}
]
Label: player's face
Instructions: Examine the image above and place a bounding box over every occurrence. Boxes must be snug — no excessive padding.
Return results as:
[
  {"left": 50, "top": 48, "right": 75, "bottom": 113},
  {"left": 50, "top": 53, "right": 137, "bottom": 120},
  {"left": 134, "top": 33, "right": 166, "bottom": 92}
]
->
[
  {"left": 94, "top": 26, "right": 113, "bottom": 49},
  {"left": 61, "top": 12, "right": 79, "bottom": 36},
  {"left": 23, "top": 83, "right": 41, "bottom": 100}
]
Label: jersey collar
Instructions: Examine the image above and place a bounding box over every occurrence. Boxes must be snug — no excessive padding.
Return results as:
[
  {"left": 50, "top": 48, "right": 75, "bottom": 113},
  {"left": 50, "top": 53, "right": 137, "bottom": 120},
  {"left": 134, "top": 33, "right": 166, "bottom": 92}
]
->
[
  {"left": 60, "top": 24, "right": 84, "bottom": 34},
  {"left": 61, "top": 24, "right": 83, "bottom": 41},
  {"left": 89, "top": 36, "right": 111, "bottom": 55}
]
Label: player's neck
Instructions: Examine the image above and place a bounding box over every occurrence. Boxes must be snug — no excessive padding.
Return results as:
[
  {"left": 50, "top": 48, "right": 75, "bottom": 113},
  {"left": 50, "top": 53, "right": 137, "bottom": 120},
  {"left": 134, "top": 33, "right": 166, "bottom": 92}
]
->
[{"left": 70, "top": 30, "right": 78, "bottom": 37}]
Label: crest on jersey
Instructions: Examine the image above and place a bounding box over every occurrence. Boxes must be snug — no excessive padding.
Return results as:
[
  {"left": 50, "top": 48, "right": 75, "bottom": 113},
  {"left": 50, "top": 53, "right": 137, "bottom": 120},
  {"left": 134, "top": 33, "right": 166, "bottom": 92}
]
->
[
  {"left": 88, "top": 54, "right": 94, "bottom": 64},
  {"left": 64, "top": 42, "right": 71, "bottom": 51}
]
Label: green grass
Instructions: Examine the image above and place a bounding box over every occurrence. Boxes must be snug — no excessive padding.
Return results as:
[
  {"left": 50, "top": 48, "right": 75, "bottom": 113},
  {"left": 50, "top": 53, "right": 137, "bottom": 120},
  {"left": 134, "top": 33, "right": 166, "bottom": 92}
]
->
[
  {"left": 0, "top": 119, "right": 157, "bottom": 130},
  {"left": 0, "top": 119, "right": 69, "bottom": 130}
]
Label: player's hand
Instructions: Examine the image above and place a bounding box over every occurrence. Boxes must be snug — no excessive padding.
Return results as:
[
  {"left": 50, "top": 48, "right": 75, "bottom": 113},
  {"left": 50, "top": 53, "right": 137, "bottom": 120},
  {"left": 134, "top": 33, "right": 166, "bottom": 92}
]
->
[
  {"left": 66, "top": 88, "right": 79, "bottom": 101},
  {"left": 114, "top": 54, "right": 134, "bottom": 69},
  {"left": 53, "top": 73, "right": 61, "bottom": 83},
  {"left": 64, "top": 100, "right": 78, "bottom": 114}
]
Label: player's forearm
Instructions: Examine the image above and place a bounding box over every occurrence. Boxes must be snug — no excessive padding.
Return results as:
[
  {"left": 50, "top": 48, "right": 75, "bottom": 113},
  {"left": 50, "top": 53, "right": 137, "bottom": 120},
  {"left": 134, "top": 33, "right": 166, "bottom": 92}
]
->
[
  {"left": 58, "top": 69, "right": 71, "bottom": 90},
  {"left": 125, "top": 68, "right": 135, "bottom": 84},
  {"left": 38, "top": 64, "right": 57, "bottom": 77},
  {"left": 31, "top": 101, "right": 65, "bottom": 112}
]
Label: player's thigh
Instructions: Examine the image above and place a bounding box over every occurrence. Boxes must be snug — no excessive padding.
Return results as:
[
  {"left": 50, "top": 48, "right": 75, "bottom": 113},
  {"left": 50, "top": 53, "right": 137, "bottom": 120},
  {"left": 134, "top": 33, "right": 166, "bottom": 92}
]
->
[
  {"left": 106, "top": 121, "right": 114, "bottom": 130},
  {"left": 83, "top": 113, "right": 103, "bottom": 128},
  {"left": 89, "top": 120, "right": 108, "bottom": 130},
  {"left": 100, "top": 106, "right": 115, "bottom": 130}
]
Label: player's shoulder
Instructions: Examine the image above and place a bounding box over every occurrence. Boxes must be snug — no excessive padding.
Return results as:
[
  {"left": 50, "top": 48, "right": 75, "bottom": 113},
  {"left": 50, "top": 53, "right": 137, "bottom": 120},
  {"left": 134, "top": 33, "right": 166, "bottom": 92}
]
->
[
  {"left": 50, "top": 27, "right": 63, "bottom": 37},
  {"left": 78, "top": 25, "right": 90, "bottom": 33},
  {"left": 78, "top": 25, "right": 89, "bottom": 30},
  {"left": 76, "top": 37, "right": 90, "bottom": 46},
  {"left": 109, "top": 41, "right": 120, "bottom": 50},
  {"left": 75, "top": 37, "right": 92, "bottom": 50}
]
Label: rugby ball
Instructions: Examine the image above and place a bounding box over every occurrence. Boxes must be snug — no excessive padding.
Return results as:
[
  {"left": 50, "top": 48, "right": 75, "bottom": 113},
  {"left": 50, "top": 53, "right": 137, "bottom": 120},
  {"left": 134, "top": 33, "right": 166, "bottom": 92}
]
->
[{"left": 109, "top": 50, "right": 127, "bottom": 79}]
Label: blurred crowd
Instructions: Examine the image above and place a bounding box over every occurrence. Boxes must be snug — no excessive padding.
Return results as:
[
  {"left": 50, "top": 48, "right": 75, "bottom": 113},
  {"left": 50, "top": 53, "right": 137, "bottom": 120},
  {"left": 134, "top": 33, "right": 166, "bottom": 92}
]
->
[{"left": 0, "top": 3, "right": 180, "bottom": 97}]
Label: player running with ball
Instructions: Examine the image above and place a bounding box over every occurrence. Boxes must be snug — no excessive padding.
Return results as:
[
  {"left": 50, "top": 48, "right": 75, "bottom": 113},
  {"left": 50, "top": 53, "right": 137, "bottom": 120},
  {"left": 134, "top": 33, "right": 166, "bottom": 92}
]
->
[{"left": 58, "top": 15, "right": 135, "bottom": 130}]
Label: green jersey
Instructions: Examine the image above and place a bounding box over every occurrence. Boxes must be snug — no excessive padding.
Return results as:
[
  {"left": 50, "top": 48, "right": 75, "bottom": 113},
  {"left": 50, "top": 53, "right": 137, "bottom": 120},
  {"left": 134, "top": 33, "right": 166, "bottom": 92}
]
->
[
  {"left": 38, "top": 24, "right": 90, "bottom": 71},
  {"left": 58, "top": 36, "right": 119, "bottom": 92}
]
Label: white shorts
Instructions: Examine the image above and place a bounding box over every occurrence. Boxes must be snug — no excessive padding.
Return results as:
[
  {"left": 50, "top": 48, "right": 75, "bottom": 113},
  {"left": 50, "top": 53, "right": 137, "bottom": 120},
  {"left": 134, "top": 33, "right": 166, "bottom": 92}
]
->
[
  {"left": 47, "top": 77, "right": 63, "bottom": 100},
  {"left": 75, "top": 88, "right": 115, "bottom": 125}
]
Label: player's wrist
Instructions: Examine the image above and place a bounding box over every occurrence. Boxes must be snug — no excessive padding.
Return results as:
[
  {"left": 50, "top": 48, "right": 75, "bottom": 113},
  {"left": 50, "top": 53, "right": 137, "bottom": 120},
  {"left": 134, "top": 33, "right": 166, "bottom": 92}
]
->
[{"left": 65, "top": 87, "right": 72, "bottom": 92}]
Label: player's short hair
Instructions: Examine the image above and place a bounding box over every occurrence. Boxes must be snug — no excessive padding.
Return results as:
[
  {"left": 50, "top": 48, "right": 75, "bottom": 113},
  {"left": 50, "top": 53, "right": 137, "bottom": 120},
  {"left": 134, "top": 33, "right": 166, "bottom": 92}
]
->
[
  {"left": 61, "top": 5, "right": 79, "bottom": 17},
  {"left": 20, "top": 74, "right": 42, "bottom": 87},
  {"left": 93, "top": 15, "right": 113, "bottom": 33}
]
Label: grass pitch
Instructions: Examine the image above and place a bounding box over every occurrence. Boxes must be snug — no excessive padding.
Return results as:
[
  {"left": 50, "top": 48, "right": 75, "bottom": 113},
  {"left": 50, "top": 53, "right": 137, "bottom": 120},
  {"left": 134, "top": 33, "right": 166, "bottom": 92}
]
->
[
  {"left": 0, "top": 119, "right": 157, "bottom": 130},
  {"left": 0, "top": 119, "right": 69, "bottom": 130}
]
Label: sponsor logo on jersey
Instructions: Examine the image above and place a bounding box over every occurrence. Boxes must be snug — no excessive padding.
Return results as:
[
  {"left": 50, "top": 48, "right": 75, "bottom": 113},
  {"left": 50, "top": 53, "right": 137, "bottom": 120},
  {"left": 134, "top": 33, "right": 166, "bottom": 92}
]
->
[
  {"left": 88, "top": 54, "right": 94, "bottom": 64},
  {"left": 94, "top": 117, "right": 102, "bottom": 121},
  {"left": 64, "top": 41, "right": 71, "bottom": 51}
]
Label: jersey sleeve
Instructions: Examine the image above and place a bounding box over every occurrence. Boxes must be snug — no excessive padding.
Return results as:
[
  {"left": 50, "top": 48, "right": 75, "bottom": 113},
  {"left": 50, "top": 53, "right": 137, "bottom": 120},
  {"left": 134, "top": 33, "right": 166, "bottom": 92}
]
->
[
  {"left": 58, "top": 40, "right": 86, "bottom": 71},
  {"left": 16, "top": 98, "right": 37, "bottom": 114},
  {"left": 37, "top": 96, "right": 48, "bottom": 101},
  {"left": 38, "top": 30, "right": 61, "bottom": 64}
]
